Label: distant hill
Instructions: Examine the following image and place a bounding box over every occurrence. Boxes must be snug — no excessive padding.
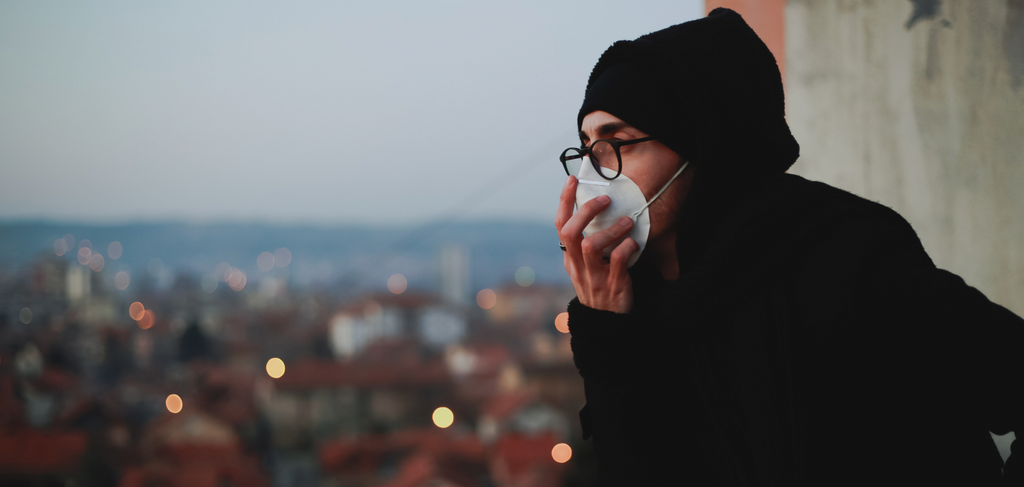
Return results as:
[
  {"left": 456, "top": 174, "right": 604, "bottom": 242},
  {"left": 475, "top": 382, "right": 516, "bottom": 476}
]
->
[{"left": 0, "top": 220, "right": 570, "bottom": 293}]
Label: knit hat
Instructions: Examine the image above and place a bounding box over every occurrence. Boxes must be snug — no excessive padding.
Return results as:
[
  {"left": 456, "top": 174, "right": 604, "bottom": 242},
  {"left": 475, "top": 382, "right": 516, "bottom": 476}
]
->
[{"left": 577, "top": 8, "right": 799, "bottom": 179}]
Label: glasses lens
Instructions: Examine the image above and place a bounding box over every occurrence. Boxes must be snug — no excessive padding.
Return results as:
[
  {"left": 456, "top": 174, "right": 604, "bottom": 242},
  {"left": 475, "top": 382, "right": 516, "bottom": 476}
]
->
[
  {"left": 590, "top": 141, "right": 620, "bottom": 179},
  {"left": 560, "top": 148, "right": 583, "bottom": 176}
]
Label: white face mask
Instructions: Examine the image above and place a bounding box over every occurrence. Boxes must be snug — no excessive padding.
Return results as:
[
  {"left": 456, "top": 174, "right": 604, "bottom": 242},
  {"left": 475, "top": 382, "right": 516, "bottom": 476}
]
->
[{"left": 575, "top": 156, "right": 689, "bottom": 267}]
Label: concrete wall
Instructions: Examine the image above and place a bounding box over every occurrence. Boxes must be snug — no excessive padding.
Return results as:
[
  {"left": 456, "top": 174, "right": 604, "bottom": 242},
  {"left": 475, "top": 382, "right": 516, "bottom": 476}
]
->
[{"left": 785, "top": 0, "right": 1024, "bottom": 316}]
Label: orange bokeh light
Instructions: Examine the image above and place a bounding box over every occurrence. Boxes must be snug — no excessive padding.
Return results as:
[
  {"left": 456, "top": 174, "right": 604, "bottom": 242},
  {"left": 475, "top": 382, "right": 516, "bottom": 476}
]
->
[
  {"left": 215, "top": 262, "right": 232, "bottom": 281},
  {"left": 266, "top": 358, "right": 286, "bottom": 379},
  {"left": 432, "top": 407, "right": 454, "bottom": 428},
  {"left": 138, "top": 310, "right": 155, "bottom": 330},
  {"left": 77, "top": 247, "right": 92, "bottom": 265},
  {"left": 387, "top": 274, "right": 407, "bottom": 294},
  {"left": 108, "top": 241, "right": 123, "bottom": 260},
  {"left": 552, "top": 443, "right": 572, "bottom": 463},
  {"left": 165, "top": 394, "right": 183, "bottom": 414},
  {"left": 228, "top": 269, "right": 247, "bottom": 291},
  {"left": 476, "top": 289, "right": 497, "bottom": 310},
  {"left": 89, "top": 253, "right": 105, "bottom": 272},
  {"left": 53, "top": 239, "right": 67, "bottom": 256},
  {"left": 129, "top": 302, "right": 145, "bottom": 321},
  {"left": 554, "top": 312, "right": 570, "bottom": 334},
  {"left": 257, "top": 252, "right": 275, "bottom": 272},
  {"left": 115, "top": 271, "right": 131, "bottom": 290}
]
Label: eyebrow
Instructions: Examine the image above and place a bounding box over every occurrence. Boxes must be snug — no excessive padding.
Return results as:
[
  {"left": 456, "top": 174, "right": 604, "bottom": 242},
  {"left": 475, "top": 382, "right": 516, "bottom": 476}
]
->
[{"left": 579, "top": 121, "right": 629, "bottom": 143}]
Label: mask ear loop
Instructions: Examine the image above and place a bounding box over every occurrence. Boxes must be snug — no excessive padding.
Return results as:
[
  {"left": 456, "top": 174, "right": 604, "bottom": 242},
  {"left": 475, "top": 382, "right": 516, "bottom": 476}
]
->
[{"left": 629, "top": 161, "right": 690, "bottom": 221}]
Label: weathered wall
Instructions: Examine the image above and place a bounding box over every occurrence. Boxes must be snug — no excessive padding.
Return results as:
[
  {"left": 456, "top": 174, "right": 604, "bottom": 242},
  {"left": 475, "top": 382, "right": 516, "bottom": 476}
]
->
[{"left": 786, "top": 0, "right": 1024, "bottom": 316}]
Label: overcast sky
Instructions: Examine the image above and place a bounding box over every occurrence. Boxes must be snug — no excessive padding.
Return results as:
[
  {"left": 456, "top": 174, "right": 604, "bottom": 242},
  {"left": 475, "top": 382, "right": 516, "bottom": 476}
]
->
[{"left": 0, "top": 1, "right": 702, "bottom": 225}]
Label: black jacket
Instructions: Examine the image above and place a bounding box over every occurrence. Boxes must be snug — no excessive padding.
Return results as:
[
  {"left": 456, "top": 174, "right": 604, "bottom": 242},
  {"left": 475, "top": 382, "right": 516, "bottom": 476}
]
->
[{"left": 568, "top": 173, "right": 1024, "bottom": 485}]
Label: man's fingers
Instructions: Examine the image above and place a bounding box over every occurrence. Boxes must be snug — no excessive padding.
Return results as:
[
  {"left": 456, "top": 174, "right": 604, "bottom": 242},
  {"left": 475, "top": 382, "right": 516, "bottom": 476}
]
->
[
  {"left": 582, "top": 216, "right": 633, "bottom": 255},
  {"left": 561, "top": 195, "right": 611, "bottom": 276},
  {"left": 609, "top": 237, "right": 640, "bottom": 281},
  {"left": 581, "top": 216, "right": 633, "bottom": 269},
  {"left": 559, "top": 195, "right": 610, "bottom": 249},
  {"left": 554, "top": 176, "right": 577, "bottom": 232}
]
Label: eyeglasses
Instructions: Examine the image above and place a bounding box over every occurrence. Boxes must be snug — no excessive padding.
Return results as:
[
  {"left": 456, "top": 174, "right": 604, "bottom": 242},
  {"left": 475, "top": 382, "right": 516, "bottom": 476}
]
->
[{"left": 559, "top": 137, "right": 656, "bottom": 180}]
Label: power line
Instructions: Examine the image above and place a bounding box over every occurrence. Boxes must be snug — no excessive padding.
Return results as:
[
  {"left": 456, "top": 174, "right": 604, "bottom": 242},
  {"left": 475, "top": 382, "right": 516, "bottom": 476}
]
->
[{"left": 352, "top": 131, "right": 574, "bottom": 288}]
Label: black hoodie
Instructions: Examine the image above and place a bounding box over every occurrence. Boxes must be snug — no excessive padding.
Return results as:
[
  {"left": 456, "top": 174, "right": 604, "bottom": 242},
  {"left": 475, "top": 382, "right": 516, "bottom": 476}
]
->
[{"left": 568, "top": 9, "right": 1024, "bottom": 486}]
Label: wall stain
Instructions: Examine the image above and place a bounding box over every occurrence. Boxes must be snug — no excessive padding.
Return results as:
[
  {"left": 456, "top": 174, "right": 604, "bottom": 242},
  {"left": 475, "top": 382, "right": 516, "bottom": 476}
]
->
[
  {"left": 906, "top": 0, "right": 941, "bottom": 30},
  {"left": 925, "top": 24, "right": 942, "bottom": 80}
]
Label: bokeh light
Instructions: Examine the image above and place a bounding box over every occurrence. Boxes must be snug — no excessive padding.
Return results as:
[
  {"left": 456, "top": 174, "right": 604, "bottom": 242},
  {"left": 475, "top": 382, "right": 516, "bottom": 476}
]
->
[
  {"left": 266, "top": 358, "right": 286, "bottom": 379},
  {"left": 77, "top": 247, "right": 92, "bottom": 265},
  {"left": 200, "top": 273, "right": 218, "bottom": 293},
  {"left": 165, "top": 394, "right": 183, "bottom": 414},
  {"left": 274, "top": 247, "right": 292, "bottom": 267},
  {"left": 515, "top": 266, "right": 535, "bottom": 287},
  {"left": 138, "top": 310, "right": 155, "bottom": 330},
  {"left": 89, "top": 253, "right": 105, "bottom": 272},
  {"left": 228, "top": 269, "right": 247, "bottom": 291},
  {"left": 388, "top": 274, "right": 407, "bottom": 294},
  {"left": 78, "top": 239, "right": 92, "bottom": 250},
  {"left": 115, "top": 271, "right": 131, "bottom": 290},
  {"left": 476, "top": 289, "right": 497, "bottom": 310},
  {"left": 62, "top": 234, "right": 75, "bottom": 250},
  {"left": 257, "top": 252, "right": 275, "bottom": 272},
  {"left": 215, "top": 262, "right": 232, "bottom": 281},
  {"left": 108, "top": 241, "right": 123, "bottom": 260},
  {"left": 554, "top": 312, "right": 569, "bottom": 334},
  {"left": 432, "top": 407, "right": 454, "bottom": 428},
  {"left": 129, "top": 302, "right": 145, "bottom": 321},
  {"left": 552, "top": 443, "right": 572, "bottom": 463},
  {"left": 53, "top": 239, "right": 67, "bottom": 256},
  {"left": 19, "top": 308, "right": 32, "bottom": 325}
]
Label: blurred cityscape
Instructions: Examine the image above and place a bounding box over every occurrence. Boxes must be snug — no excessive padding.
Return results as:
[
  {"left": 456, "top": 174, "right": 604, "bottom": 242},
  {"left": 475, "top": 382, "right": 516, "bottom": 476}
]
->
[
  {"left": 0, "top": 222, "right": 596, "bottom": 487},
  {"left": 5, "top": 0, "right": 1018, "bottom": 485}
]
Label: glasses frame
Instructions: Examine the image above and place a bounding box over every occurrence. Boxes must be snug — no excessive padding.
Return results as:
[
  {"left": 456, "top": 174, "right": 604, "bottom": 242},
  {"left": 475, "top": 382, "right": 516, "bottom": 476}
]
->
[{"left": 559, "top": 136, "right": 656, "bottom": 180}]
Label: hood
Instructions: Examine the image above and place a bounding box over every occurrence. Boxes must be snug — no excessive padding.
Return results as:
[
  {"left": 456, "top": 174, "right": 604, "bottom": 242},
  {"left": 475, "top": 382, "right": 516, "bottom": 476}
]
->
[
  {"left": 578, "top": 8, "right": 800, "bottom": 274},
  {"left": 579, "top": 7, "right": 798, "bottom": 177}
]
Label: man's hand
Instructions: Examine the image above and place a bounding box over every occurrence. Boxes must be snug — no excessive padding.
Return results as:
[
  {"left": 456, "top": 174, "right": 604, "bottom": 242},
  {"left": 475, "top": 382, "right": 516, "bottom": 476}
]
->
[{"left": 555, "top": 176, "right": 638, "bottom": 314}]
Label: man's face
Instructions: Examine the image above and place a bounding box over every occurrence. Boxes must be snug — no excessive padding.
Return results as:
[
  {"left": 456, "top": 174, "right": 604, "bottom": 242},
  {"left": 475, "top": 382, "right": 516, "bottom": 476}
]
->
[{"left": 579, "top": 110, "right": 690, "bottom": 246}]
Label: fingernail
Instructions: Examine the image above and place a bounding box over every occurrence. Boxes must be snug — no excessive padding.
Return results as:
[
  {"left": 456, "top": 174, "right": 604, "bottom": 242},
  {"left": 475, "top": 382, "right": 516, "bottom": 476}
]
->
[
  {"left": 596, "top": 195, "right": 610, "bottom": 204},
  {"left": 564, "top": 176, "right": 573, "bottom": 189},
  {"left": 619, "top": 217, "right": 632, "bottom": 227}
]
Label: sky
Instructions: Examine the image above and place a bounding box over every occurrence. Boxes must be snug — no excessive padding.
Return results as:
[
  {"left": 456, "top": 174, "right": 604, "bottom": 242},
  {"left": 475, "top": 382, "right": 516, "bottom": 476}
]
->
[{"left": 0, "top": 0, "right": 702, "bottom": 225}]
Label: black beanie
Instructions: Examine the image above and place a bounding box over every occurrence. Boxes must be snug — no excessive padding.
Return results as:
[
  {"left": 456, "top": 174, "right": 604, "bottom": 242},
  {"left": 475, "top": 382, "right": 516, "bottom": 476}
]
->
[{"left": 577, "top": 8, "right": 799, "bottom": 179}]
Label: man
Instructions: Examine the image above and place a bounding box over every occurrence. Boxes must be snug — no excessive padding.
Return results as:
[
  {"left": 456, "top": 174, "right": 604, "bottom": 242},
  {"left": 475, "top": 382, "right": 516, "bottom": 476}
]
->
[{"left": 556, "top": 8, "right": 1024, "bottom": 485}]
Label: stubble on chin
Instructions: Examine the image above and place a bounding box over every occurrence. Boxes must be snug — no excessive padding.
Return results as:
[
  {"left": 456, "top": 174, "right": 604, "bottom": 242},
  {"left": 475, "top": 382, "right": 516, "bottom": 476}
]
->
[{"left": 647, "top": 164, "right": 695, "bottom": 243}]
